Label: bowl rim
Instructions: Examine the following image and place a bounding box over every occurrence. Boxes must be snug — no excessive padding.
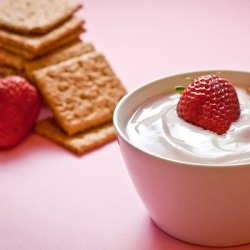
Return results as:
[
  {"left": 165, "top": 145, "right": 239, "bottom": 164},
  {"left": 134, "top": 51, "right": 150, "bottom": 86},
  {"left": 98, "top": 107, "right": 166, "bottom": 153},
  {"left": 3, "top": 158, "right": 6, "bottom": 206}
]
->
[{"left": 113, "top": 69, "right": 250, "bottom": 168}]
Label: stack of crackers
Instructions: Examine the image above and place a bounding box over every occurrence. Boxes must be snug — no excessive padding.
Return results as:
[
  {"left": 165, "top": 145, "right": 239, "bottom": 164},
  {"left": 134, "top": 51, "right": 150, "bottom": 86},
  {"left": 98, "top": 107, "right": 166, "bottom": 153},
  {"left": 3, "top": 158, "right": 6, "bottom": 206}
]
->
[
  {"left": 0, "top": 0, "right": 84, "bottom": 78},
  {"left": 0, "top": 0, "right": 127, "bottom": 155}
]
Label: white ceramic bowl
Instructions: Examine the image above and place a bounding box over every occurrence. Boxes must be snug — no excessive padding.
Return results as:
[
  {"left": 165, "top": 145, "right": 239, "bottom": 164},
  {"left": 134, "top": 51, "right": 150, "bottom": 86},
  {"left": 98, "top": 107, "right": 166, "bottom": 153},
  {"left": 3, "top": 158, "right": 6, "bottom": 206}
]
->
[{"left": 113, "top": 70, "right": 250, "bottom": 247}]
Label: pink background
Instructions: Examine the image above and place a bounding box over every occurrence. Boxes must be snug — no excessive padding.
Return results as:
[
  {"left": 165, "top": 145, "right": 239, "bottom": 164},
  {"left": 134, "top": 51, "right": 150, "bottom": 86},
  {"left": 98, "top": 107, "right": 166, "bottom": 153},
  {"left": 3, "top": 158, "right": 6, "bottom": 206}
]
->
[{"left": 1, "top": 0, "right": 250, "bottom": 249}]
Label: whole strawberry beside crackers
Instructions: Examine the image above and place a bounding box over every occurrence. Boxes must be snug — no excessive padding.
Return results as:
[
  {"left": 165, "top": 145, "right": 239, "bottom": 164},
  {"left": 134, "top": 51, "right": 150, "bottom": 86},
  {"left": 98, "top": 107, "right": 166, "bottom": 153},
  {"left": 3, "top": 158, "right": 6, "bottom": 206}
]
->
[
  {"left": 0, "top": 76, "right": 41, "bottom": 148},
  {"left": 177, "top": 74, "right": 240, "bottom": 135}
]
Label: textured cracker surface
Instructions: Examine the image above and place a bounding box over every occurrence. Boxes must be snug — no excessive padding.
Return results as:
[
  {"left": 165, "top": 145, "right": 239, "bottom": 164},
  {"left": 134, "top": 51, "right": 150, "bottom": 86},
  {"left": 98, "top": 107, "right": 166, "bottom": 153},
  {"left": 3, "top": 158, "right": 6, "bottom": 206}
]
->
[
  {"left": 25, "top": 41, "right": 95, "bottom": 81},
  {"left": 35, "top": 118, "right": 116, "bottom": 155},
  {"left": 0, "top": 17, "right": 84, "bottom": 58},
  {"left": 33, "top": 52, "right": 127, "bottom": 135},
  {"left": 0, "top": 0, "right": 82, "bottom": 35}
]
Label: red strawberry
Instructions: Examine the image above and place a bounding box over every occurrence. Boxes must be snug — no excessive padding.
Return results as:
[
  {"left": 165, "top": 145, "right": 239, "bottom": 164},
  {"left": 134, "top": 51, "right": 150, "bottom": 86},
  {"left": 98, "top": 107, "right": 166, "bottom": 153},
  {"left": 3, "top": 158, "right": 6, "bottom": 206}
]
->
[
  {"left": 0, "top": 76, "right": 41, "bottom": 148},
  {"left": 176, "top": 74, "right": 240, "bottom": 135}
]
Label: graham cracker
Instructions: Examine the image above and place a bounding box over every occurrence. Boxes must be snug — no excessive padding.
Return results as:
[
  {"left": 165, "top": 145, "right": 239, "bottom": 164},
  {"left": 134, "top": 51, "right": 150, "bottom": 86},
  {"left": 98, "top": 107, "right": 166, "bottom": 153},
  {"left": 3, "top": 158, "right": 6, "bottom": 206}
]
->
[
  {"left": 33, "top": 52, "right": 127, "bottom": 135},
  {"left": 35, "top": 118, "right": 116, "bottom": 155},
  {"left": 0, "top": 40, "right": 92, "bottom": 74},
  {"left": 0, "top": 48, "right": 25, "bottom": 70},
  {"left": 0, "top": 16, "right": 84, "bottom": 59},
  {"left": 0, "top": 0, "right": 82, "bottom": 35},
  {"left": 25, "top": 41, "right": 95, "bottom": 81},
  {"left": 0, "top": 34, "right": 83, "bottom": 61}
]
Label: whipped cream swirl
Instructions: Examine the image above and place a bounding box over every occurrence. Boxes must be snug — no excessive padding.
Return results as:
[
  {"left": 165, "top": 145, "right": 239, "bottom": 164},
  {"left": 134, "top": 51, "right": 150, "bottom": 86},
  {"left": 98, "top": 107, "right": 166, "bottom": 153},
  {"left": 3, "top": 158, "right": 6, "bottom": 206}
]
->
[{"left": 126, "top": 87, "right": 250, "bottom": 165}]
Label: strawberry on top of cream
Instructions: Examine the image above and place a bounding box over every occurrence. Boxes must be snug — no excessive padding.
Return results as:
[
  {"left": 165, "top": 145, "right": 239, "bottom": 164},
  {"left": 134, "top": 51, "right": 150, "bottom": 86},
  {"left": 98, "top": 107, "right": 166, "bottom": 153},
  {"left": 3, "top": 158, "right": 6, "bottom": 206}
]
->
[{"left": 126, "top": 87, "right": 250, "bottom": 165}]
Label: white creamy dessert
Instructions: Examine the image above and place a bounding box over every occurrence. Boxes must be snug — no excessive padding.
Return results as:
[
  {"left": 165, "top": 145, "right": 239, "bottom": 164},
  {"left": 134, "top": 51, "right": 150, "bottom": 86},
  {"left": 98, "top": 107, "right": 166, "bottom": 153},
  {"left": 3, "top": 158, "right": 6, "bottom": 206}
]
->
[{"left": 126, "top": 87, "right": 250, "bottom": 164}]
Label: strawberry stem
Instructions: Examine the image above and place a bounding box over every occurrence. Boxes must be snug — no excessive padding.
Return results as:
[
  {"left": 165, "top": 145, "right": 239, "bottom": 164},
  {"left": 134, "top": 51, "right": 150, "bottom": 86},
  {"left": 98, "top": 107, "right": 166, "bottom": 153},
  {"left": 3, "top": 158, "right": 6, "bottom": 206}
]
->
[{"left": 175, "top": 86, "right": 185, "bottom": 94}]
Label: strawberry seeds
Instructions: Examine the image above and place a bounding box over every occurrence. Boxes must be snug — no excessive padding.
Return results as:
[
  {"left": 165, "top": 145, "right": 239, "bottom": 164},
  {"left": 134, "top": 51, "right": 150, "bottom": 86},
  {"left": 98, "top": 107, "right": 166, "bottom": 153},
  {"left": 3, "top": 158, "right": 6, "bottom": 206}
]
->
[{"left": 177, "top": 74, "right": 240, "bottom": 135}]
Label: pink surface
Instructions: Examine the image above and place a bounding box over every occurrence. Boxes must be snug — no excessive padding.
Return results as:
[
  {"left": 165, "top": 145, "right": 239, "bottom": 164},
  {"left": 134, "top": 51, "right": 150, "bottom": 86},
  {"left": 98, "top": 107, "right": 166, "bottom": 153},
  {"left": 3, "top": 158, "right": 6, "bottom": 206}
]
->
[{"left": 1, "top": 0, "right": 250, "bottom": 249}]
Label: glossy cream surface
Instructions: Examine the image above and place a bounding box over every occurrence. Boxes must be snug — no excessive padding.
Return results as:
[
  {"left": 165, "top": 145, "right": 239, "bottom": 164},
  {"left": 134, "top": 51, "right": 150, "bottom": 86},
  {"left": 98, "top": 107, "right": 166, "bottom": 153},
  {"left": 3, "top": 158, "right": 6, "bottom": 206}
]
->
[{"left": 126, "top": 87, "right": 250, "bottom": 164}]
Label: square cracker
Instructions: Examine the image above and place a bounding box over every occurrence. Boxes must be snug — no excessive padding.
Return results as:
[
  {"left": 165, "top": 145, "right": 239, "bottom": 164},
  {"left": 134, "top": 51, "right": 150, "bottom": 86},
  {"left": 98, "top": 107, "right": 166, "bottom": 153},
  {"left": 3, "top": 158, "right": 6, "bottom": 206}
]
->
[
  {"left": 25, "top": 41, "right": 95, "bottom": 81},
  {"left": 33, "top": 52, "right": 127, "bottom": 135},
  {"left": 0, "top": 32, "right": 83, "bottom": 60},
  {"left": 0, "top": 0, "right": 82, "bottom": 35},
  {"left": 0, "top": 40, "right": 92, "bottom": 73},
  {"left": 0, "top": 40, "right": 92, "bottom": 78},
  {"left": 35, "top": 118, "right": 116, "bottom": 155},
  {"left": 0, "top": 16, "right": 84, "bottom": 59}
]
